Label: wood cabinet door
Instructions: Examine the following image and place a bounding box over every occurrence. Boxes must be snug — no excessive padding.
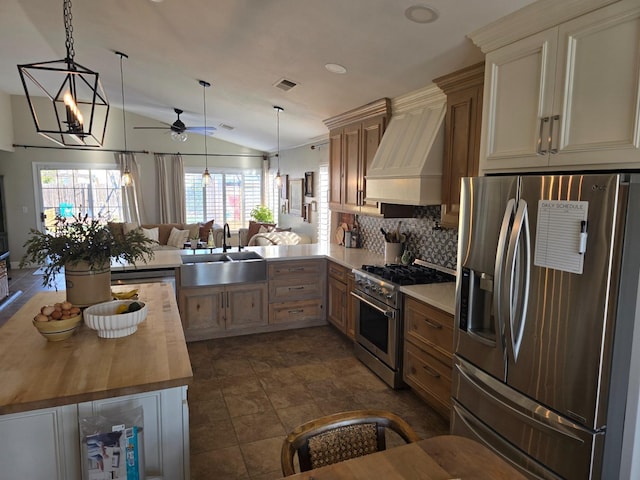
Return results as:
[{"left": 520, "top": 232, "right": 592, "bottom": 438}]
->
[
  {"left": 329, "top": 129, "right": 343, "bottom": 209},
  {"left": 360, "top": 115, "right": 385, "bottom": 213},
  {"left": 480, "top": 27, "right": 558, "bottom": 173},
  {"left": 225, "top": 283, "right": 267, "bottom": 330},
  {"left": 346, "top": 272, "right": 356, "bottom": 339},
  {"left": 327, "top": 275, "right": 347, "bottom": 333},
  {"left": 441, "top": 85, "right": 483, "bottom": 228},
  {"left": 342, "top": 123, "right": 362, "bottom": 212},
  {"left": 550, "top": 0, "right": 640, "bottom": 168},
  {"left": 179, "top": 286, "right": 225, "bottom": 338}
]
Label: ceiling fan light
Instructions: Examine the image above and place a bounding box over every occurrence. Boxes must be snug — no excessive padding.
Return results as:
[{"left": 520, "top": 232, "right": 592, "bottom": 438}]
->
[{"left": 171, "top": 130, "right": 188, "bottom": 142}]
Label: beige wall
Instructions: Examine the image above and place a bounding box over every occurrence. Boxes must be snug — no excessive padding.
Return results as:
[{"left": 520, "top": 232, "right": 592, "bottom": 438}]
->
[
  {"left": 275, "top": 141, "right": 328, "bottom": 242},
  {"left": 0, "top": 91, "right": 14, "bottom": 152},
  {"left": 0, "top": 95, "right": 267, "bottom": 267}
]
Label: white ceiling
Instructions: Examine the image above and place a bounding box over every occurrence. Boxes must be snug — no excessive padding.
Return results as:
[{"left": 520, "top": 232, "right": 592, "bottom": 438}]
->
[{"left": 1, "top": 0, "right": 536, "bottom": 152}]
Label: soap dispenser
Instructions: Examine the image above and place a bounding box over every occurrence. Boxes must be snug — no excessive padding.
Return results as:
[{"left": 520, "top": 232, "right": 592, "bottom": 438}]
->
[{"left": 207, "top": 229, "right": 215, "bottom": 248}]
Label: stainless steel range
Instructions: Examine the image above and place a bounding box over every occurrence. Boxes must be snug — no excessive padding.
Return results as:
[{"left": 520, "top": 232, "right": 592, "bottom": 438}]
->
[{"left": 351, "top": 260, "right": 455, "bottom": 389}]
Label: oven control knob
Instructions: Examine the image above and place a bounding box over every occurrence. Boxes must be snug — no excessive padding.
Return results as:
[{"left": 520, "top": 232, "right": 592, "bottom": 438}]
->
[{"left": 385, "top": 293, "right": 393, "bottom": 300}]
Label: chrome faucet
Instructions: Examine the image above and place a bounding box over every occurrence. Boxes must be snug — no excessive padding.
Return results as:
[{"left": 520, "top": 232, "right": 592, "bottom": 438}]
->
[
  {"left": 238, "top": 231, "right": 243, "bottom": 251},
  {"left": 222, "top": 223, "right": 231, "bottom": 252}
]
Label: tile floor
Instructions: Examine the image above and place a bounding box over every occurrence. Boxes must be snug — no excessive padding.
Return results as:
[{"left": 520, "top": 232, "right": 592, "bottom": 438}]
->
[
  {"left": 1, "top": 268, "right": 449, "bottom": 479},
  {"left": 187, "top": 327, "right": 449, "bottom": 479}
]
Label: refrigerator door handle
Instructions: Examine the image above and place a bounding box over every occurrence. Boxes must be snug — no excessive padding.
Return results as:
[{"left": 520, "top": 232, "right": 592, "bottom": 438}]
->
[
  {"left": 493, "top": 198, "right": 516, "bottom": 343},
  {"left": 504, "top": 199, "right": 531, "bottom": 363}
]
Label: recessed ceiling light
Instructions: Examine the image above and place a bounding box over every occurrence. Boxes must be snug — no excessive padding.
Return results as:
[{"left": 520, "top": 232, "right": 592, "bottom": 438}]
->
[
  {"left": 405, "top": 5, "right": 439, "bottom": 24},
  {"left": 149, "top": 0, "right": 164, "bottom": 3},
  {"left": 325, "top": 63, "right": 347, "bottom": 74}
]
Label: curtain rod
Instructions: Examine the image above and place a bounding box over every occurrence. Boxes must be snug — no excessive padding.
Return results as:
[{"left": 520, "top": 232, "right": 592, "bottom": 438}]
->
[
  {"left": 13, "top": 144, "right": 149, "bottom": 154},
  {"left": 153, "top": 151, "right": 267, "bottom": 159}
]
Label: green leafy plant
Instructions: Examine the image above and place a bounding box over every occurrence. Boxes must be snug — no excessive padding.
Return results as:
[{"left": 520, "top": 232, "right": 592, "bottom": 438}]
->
[
  {"left": 249, "top": 205, "right": 274, "bottom": 223},
  {"left": 20, "top": 213, "right": 155, "bottom": 288}
]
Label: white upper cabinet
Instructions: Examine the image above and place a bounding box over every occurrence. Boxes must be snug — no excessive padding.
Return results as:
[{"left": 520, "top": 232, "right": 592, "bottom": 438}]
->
[{"left": 478, "top": 0, "right": 640, "bottom": 174}]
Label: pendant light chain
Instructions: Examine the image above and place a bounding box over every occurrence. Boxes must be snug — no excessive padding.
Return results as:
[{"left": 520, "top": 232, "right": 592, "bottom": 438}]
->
[
  {"left": 63, "top": 0, "right": 75, "bottom": 61},
  {"left": 200, "top": 80, "right": 212, "bottom": 186},
  {"left": 274, "top": 106, "right": 284, "bottom": 187},
  {"left": 119, "top": 53, "right": 127, "bottom": 152}
]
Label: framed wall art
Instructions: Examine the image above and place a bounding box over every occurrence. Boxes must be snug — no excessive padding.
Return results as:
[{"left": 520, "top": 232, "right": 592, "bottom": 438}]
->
[
  {"left": 304, "top": 171, "right": 314, "bottom": 197},
  {"left": 289, "top": 178, "right": 303, "bottom": 217}
]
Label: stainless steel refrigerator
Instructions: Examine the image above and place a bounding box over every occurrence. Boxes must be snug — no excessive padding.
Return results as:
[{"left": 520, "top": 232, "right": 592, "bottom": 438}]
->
[{"left": 451, "top": 173, "right": 640, "bottom": 479}]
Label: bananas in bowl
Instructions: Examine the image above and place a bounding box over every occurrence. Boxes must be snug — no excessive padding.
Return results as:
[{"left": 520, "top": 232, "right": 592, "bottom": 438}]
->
[{"left": 111, "top": 288, "right": 139, "bottom": 300}]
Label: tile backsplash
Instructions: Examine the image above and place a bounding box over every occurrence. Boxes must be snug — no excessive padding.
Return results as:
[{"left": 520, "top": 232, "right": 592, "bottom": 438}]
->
[{"left": 357, "top": 206, "right": 458, "bottom": 269}]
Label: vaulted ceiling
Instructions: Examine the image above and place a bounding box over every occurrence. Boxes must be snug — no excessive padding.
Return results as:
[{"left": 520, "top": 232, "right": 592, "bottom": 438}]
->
[{"left": 1, "top": 0, "right": 535, "bottom": 151}]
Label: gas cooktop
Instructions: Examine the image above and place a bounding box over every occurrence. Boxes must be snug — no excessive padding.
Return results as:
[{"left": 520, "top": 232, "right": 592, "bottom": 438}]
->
[{"left": 360, "top": 263, "right": 456, "bottom": 286}]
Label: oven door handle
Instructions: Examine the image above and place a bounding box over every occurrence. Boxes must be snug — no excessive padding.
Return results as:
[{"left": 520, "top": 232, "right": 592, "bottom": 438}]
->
[{"left": 350, "top": 291, "right": 395, "bottom": 319}]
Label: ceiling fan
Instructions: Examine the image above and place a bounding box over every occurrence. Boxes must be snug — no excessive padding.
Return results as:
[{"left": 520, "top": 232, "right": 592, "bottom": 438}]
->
[{"left": 133, "top": 107, "right": 215, "bottom": 142}]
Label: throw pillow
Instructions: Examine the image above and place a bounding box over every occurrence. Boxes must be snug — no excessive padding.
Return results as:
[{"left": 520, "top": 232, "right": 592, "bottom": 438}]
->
[
  {"left": 199, "top": 219, "right": 215, "bottom": 242},
  {"left": 184, "top": 223, "right": 201, "bottom": 241},
  {"left": 141, "top": 227, "right": 159, "bottom": 244},
  {"left": 247, "top": 221, "right": 276, "bottom": 240},
  {"left": 107, "top": 222, "right": 125, "bottom": 239},
  {"left": 167, "top": 227, "right": 190, "bottom": 248},
  {"left": 123, "top": 222, "right": 140, "bottom": 234}
]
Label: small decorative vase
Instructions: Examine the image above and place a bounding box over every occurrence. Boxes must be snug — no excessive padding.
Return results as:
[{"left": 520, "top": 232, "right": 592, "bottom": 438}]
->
[{"left": 64, "top": 261, "right": 111, "bottom": 307}]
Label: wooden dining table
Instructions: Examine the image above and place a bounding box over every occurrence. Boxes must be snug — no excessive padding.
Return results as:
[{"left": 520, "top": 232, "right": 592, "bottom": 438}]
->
[{"left": 278, "top": 435, "right": 527, "bottom": 479}]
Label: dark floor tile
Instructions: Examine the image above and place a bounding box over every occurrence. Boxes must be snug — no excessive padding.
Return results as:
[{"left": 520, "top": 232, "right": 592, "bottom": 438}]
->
[
  {"left": 225, "top": 389, "right": 275, "bottom": 418},
  {"left": 190, "top": 417, "right": 238, "bottom": 454},
  {"left": 275, "top": 403, "right": 325, "bottom": 433},
  {"left": 240, "top": 437, "right": 285, "bottom": 478},
  {"left": 231, "top": 411, "right": 286, "bottom": 444},
  {"left": 190, "top": 445, "right": 249, "bottom": 480},
  {"left": 265, "top": 383, "right": 315, "bottom": 409}
]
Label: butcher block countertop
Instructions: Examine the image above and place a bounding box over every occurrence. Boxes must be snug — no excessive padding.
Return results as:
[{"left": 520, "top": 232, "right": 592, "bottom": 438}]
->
[
  {"left": 279, "top": 435, "right": 526, "bottom": 479},
  {"left": 0, "top": 282, "right": 193, "bottom": 415}
]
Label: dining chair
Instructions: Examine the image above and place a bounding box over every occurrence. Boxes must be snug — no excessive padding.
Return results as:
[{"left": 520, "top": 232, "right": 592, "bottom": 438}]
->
[{"left": 280, "top": 409, "right": 421, "bottom": 476}]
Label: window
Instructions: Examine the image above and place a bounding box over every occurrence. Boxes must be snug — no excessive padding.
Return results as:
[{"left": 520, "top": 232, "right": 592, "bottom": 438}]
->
[
  {"left": 38, "top": 167, "right": 124, "bottom": 232},
  {"left": 184, "top": 169, "right": 262, "bottom": 231}
]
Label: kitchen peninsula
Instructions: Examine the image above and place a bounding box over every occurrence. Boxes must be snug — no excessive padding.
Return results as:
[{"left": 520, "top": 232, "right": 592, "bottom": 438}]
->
[{"left": 0, "top": 282, "right": 192, "bottom": 480}]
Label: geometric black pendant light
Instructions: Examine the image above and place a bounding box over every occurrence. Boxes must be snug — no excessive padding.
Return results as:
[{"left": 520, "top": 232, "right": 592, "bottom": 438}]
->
[{"left": 17, "top": 0, "right": 109, "bottom": 147}]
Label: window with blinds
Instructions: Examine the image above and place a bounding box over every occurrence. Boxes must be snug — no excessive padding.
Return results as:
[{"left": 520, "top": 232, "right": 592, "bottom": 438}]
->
[{"left": 185, "top": 169, "right": 261, "bottom": 230}]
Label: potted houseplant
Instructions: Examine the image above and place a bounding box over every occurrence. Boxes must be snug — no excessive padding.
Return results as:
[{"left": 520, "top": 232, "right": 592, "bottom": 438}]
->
[
  {"left": 249, "top": 205, "right": 274, "bottom": 223},
  {"left": 20, "top": 213, "right": 155, "bottom": 306}
]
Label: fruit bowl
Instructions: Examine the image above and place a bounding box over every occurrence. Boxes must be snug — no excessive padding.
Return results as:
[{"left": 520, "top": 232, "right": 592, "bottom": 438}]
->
[
  {"left": 33, "top": 312, "right": 83, "bottom": 342},
  {"left": 83, "top": 300, "right": 148, "bottom": 338}
]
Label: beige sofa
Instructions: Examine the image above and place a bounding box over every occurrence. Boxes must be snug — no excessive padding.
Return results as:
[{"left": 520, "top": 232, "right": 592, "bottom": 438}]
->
[{"left": 108, "top": 221, "right": 250, "bottom": 250}]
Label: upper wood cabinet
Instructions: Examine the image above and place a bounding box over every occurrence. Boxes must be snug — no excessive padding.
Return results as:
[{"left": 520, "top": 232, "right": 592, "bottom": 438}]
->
[
  {"left": 433, "top": 63, "right": 484, "bottom": 229},
  {"left": 478, "top": 0, "right": 640, "bottom": 174},
  {"left": 325, "top": 99, "right": 390, "bottom": 216}
]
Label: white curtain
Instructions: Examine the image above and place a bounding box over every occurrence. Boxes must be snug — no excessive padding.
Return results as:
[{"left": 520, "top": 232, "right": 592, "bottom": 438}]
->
[
  {"left": 115, "top": 153, "right": 147, "bottom": 224},
  {"left": 154, "top": 153, "right": 185, "bottom": 223}
]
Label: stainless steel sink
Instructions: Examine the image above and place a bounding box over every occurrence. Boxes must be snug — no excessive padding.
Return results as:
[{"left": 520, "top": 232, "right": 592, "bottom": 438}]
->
[
  {"left": 225, "top": 251, "right": 264, "bottom": 261},
  {"left": 179, "top": 251, "right": 266, "bottom": 287}
]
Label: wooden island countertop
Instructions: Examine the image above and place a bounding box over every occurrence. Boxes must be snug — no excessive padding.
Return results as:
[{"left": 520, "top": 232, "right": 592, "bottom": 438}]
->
[{"left": 0, "top": 282, "right": 193, "bottom": 415}]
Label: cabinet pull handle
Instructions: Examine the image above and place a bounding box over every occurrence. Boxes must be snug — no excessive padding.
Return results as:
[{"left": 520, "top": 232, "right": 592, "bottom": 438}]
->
[
  {"left": 422, "top": 365, "right": 441, "bottom": 378},
  {"left": 288, "top": 309, "right": 304, "bottom": 314},
  {"left": 537, "top": 116, "right": 550, "bottom": 155},
  {"left": 549, "top": 115, "right": 560, "bottom": 154},
  {"left": 423, "top": 318, "right": 442, "bottom": 330},
  {"left": 289, "top": 286, "right": 305, "bottom": 290},
  {"left": 289, "top": 267, "right": 305, "bottom": 272}
]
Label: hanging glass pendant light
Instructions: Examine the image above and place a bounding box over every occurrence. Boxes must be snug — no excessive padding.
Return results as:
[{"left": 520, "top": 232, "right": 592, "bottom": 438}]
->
[
  {"left": 17, "top": 0, "right": 109, "bottom": 147},
  {"left": 117, "top": 52, "right": 133, "bottom": 187},
  {"left": 274, "top": 106, "right": 284, "bottom": 188},
  {"left": 200, "top": 80, "right": 212, "bottom": 186}
]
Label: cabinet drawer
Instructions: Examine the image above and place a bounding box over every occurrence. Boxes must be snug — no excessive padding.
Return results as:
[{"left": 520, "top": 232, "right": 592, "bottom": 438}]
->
[
  {"left": 404, "top": 342, "right": 452, "bottom": 416},
  {"left": 269, "top": 260, "right": 324, "bottom": 278},
  {"left": 269, "top": 299, "right": 324, "bottom": 325},
  {"left": 328, "top": 261, "right": 348, "bottom": 283},
  {"left": 404, "top": 296, "right": 453, "bottom": 357},
  {"left": 269, "top": 275, "right": 323, "bottom": 302}
]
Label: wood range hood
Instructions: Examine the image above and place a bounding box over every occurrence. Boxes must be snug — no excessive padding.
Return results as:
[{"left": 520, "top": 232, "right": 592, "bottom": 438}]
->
[{"left": 365, "top": 85, "right": 446, "bottom": 206}]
